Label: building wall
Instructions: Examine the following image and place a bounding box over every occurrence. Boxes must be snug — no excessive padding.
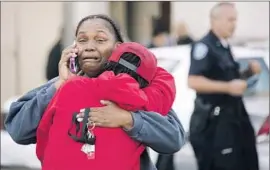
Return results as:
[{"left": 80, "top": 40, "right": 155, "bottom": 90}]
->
[
  {"left": 62, "top": 2, "right": 110, "bottom": 47},
  {"left": 1, "top": 3, "right": 17, "bottom": 106},
  {"left": 171, "top": 2, "right": 269, "bottom": 40},
  {"left": 1, "top": 2, "right": 111, "bottom": 106},
  {"left": 127, "top": 2, "right": 160, "bottom": 44},
  {"left": 110, "top": 2, "right": 128, "bottom": 39},
  {"left": 1, "top": 2, "right": 63, "bottom": 106}
]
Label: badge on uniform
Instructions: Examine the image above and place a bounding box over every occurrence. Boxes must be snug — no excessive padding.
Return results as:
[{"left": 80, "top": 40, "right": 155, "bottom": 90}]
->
[{"left": 193, "top": 43, "right": 208, "bottom": 60}]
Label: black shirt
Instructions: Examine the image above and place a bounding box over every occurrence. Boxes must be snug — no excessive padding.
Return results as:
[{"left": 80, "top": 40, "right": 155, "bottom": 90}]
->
[{"left": 189, "top": 30, "right": 240, "bottom": 105}]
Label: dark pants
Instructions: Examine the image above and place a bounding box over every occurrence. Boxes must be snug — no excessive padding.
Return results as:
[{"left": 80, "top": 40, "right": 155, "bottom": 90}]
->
[
  {"left": 189, "top": 99, "right": 259, "bottom": 170},
  {"left": 155, "top": 154, "right": 175, "bottom": 170}
]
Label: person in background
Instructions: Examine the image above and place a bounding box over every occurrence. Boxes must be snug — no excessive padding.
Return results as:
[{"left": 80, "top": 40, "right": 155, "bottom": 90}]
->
[
  {"left": 147, "top": 28, "right": 168, "bottom": 48},
  {"left": 147, "top": 20, "right": 175, "bottom": 49},
  {"left": 46, "top": 28, "right": 64, "bottom": 81},
  {"left": 188, "top": 2, "right": 260, "bottom": 170},
  {"left": 175, "top": 22, "right": 194, "bottom": 45}
]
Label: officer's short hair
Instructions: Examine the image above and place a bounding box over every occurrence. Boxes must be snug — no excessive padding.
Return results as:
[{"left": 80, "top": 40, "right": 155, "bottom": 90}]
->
[{"left": 210, "top": 2, "right": 235, "bottom": 18}]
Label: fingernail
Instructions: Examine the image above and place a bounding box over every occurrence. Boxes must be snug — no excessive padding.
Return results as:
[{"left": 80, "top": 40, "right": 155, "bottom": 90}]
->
[
  {"left": 80, "top": 108, "right": 85, "bottom": 112},
  {"left": 77, "top": 118, "right": 83, "bottom": 122},
  {"left": 100, "top": 100, "right": 105, "bottom": 104}
]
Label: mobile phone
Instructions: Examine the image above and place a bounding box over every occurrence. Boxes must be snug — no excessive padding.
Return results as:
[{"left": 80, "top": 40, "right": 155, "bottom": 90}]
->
[
  {"left": 246, "top": 74, "right": 259, "bottom": 88},
  {"left": 69, "top": 56, "right": 79, "bottom": 74},
  {"left": 69, "top": 41, "right": 79, "bottom": 74}
]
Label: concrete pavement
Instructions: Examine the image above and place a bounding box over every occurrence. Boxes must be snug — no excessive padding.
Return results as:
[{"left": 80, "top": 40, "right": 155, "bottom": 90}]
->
[{"left": 2, "top": 114, "right": 268, "bottom": 170}]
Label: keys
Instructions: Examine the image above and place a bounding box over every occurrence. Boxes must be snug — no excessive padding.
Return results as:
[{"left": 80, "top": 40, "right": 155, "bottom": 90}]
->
[
  {"left": 87, "top": 144, "right": 95, "bottom": 159},
  {"left": 81, "top": 127, "right": 96, "bottom": 159},
  {"left": 81, "top": 143, "right": 95, "bottom": 159}
]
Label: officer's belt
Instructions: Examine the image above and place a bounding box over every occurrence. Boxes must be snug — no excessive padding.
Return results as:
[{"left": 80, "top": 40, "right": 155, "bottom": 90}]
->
[{"left": 195, "top": 97, "right": 241, "bottom": 117}]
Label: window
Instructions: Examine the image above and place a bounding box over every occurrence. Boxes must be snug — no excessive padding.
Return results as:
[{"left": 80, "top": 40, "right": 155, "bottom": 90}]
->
[{"left": 237, "top": 57, "right": 269, "bottom": 96}]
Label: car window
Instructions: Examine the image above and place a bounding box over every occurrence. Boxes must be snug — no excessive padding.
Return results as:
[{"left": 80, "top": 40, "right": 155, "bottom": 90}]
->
[
  {"left": 157, "top": 59, "right": 181, "bottom": 72},
  {"left": 237, "top": 57, "right": 269, "bottom": 96}
]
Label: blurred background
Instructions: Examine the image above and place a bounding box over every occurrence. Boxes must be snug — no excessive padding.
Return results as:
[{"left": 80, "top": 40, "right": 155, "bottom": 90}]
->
[{"left": 1, "top": 1, "right": 269, "bottom": 170}]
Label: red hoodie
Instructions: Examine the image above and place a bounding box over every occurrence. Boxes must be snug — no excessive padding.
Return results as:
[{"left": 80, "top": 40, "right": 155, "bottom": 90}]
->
[{"left": 36, "top": 68, "right": 175, "bottom": 170}]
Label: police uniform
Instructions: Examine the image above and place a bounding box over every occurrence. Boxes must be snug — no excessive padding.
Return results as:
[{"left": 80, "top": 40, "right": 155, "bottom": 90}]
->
[{"left": 188, "top": 31, "right": 259, "bottom": 170}]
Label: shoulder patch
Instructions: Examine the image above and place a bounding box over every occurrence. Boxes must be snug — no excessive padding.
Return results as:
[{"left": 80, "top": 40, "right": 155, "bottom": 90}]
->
[{"left": 193, "top": 43, "right": 208, "bottom": 60}]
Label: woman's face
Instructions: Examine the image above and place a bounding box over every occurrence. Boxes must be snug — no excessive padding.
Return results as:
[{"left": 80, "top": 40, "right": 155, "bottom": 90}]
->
[{"left": 76, "top": 18, "right": 119, "bottom": 77}]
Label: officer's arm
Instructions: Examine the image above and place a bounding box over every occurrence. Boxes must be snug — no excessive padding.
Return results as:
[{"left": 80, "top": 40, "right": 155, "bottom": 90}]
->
[
  {"left": 4, "top": 77, "right": 59, "bottom": 144},
  {"left": 124, "top": 109, "right": 186, "bottom": 154},
  {"left": 188, "top": 43, "right": 229, "bottom": 94}
]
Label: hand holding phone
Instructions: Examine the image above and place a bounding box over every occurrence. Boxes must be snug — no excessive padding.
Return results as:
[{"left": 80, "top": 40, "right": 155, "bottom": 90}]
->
[
  {"left": 69, "top": 56, "right": 78, "bottom": 74},
  {"left": 69, "top": 41, "right": 79, "bottom": 74}
]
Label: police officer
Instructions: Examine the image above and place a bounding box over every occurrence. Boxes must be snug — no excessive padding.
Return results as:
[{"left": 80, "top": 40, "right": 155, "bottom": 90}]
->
[{"left": 188, "top": 2, "right": 261, "bottom": 170}]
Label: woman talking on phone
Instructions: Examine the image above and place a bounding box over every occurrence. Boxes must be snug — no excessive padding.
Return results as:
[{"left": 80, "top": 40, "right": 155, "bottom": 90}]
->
[{"left": 5, "top": 14, "right": 185, "bottom": 169}]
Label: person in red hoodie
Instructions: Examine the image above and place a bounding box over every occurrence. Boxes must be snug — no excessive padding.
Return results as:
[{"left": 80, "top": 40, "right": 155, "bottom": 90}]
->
[{"left": 36, "top": 42, "right": 176, "bottom": 170}]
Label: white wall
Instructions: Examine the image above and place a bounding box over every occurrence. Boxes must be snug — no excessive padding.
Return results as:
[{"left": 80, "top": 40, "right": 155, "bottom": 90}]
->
[
  {"left": 171, "top": 2, "right": 269, "bottom": 40},
  {"left": 0, "top": 2, "right": 114, "bottom": 106},
  {"left": 1, "top": 2, "right": 63, "bottom": 106},
  {"left": 1, "top": 3, "right": 17, "bottom": 106},
  {"left": 1, "top": 2, "right": 112, "bottom": 106}
]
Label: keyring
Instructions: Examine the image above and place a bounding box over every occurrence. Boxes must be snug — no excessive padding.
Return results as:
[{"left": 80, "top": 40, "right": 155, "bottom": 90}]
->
[{"left": 87, "top": 121, "right": 96, "bottom": 131}]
